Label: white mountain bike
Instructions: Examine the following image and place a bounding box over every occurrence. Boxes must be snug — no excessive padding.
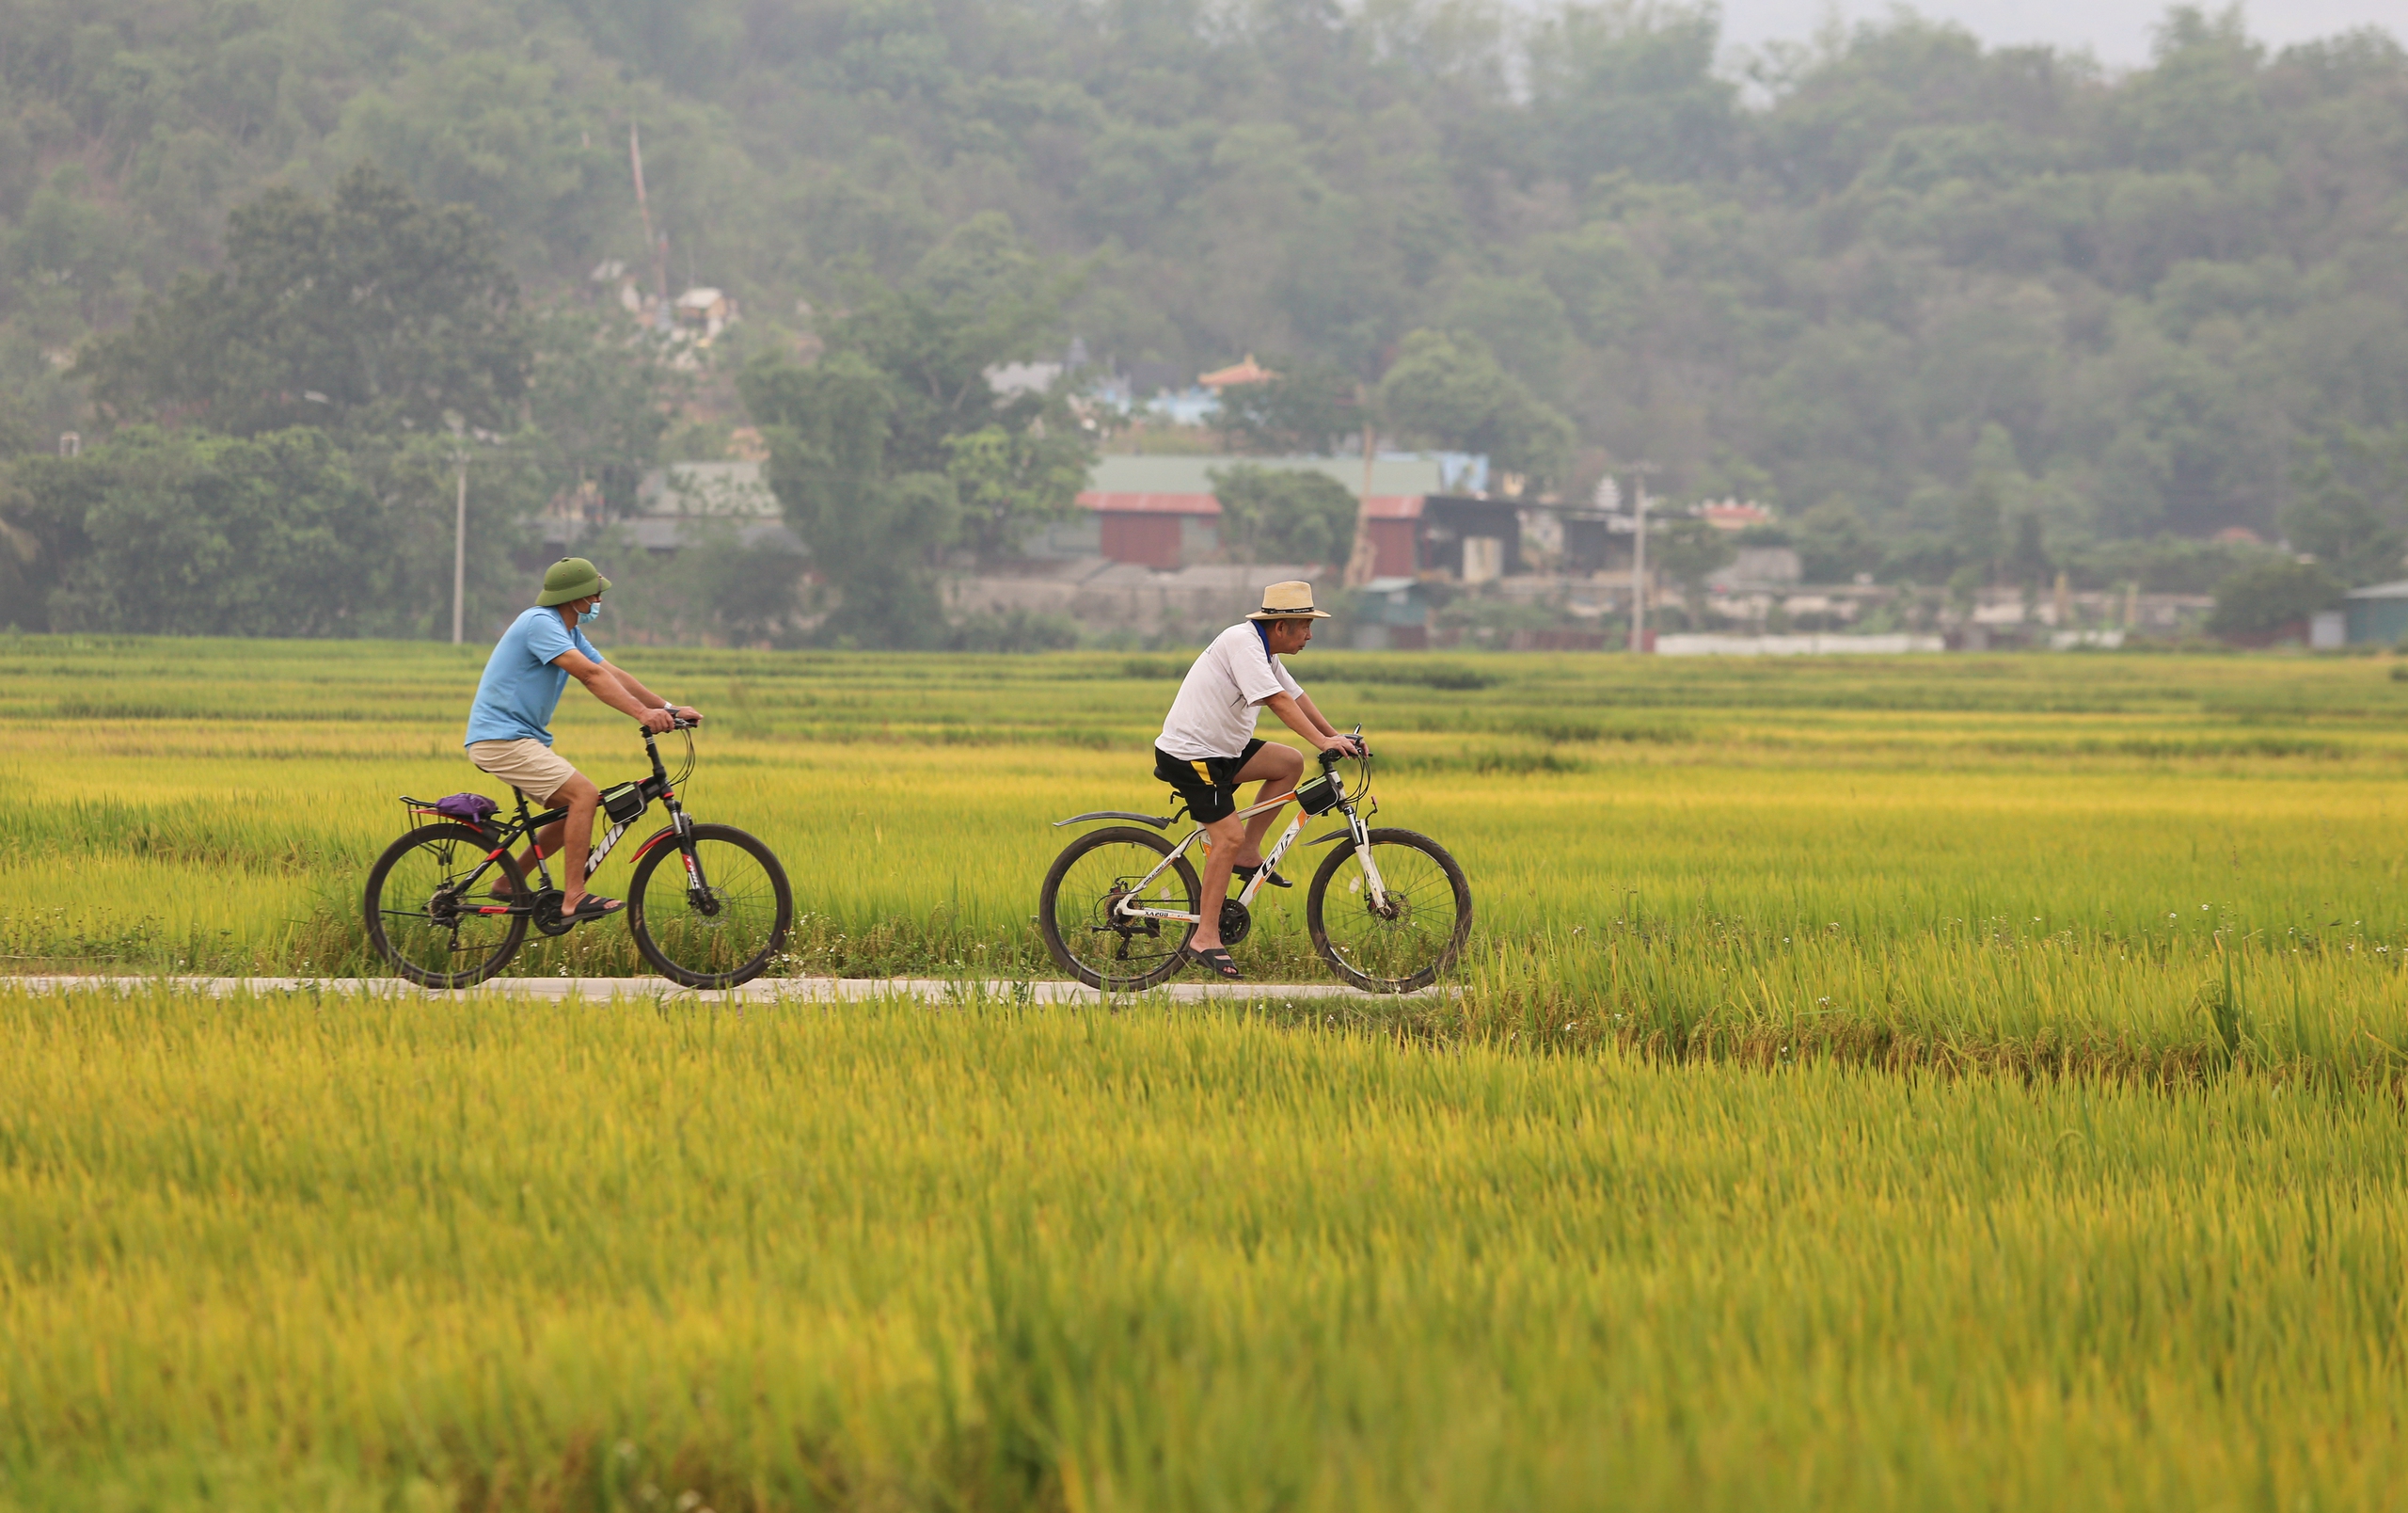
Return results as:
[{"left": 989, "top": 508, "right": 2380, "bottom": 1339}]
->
[{"left": 1038, "top": 732, "right": 1471, "bottom": 993}]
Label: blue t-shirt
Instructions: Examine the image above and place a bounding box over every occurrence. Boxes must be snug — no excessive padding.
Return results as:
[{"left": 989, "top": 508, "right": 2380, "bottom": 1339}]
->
[{"left": 464, "top": 606, "right": 604, "bottom": 747}]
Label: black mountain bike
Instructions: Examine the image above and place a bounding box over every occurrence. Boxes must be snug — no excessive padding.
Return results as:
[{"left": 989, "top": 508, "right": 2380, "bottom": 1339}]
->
[
  {"left": 1038, "top": 731, "right": 1472, "bottom": 994},
  {"left": 364, "top": 720, "right": 793, "bottom": 989}
]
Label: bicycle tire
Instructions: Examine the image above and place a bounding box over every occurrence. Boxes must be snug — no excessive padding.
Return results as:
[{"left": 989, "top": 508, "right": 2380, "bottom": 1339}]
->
[
  {"left": 1038, "top": 825, "right": 1201, "bottom": 992},
  {"left": 626, "top": 823, "right": 794, "bottom": 988},
  {"left": 363, "top": 823, "right": 530, "bottom": 988},
  {"left": 1306, "top": 828, "right": 1472, "bottom": 993}
]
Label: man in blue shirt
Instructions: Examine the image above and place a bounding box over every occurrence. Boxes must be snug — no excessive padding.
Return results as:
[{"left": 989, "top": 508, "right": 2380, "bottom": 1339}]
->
[{"left": 465, "top": 557, "right": 700, "bottom": 921}]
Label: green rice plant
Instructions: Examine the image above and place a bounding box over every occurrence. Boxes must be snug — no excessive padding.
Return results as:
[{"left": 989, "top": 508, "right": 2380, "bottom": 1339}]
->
[
  {"left": 6, "top": 634, "right": 2408, "bottom": 1076},
  {"left": 5, "top": 983, "right": 2408, "bottom": 1509}
]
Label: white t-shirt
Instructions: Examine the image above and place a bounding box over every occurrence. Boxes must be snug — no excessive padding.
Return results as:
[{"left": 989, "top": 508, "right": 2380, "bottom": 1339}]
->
[{"left": 1158, "top": 622, "right": 1305, "bottom": 760}]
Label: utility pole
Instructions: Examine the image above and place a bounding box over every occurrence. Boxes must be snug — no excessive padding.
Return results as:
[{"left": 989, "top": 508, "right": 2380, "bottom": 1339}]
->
[
  {"left": 1343, "top": 382, "right": 1381, "bottom": 588},
  {"left": 449, "top": 413, "right": 468, "bottom": 645},
  {"left": 629, "top": 123, "right": 669, "bottom": 324},
  {"left": 1626, "top": 462, "right": 1657, "bottom": 653}
]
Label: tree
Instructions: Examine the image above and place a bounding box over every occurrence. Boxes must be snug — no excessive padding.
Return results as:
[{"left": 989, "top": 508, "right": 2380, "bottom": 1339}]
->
[
  {"left": 946, "top": 422, "right": 1093, "bottom": 561},
  {"left": 1653, "top": 515, "right": 1736, "bottom": 618},
  {"left": 602, "top": 519, "right": 808, "bottom": 647},
  {"left": 30, "top": 427, "right": 384, "bottom": 636},
  {"left": 740, "top": 216, "right": 1093, "bottom": 641},
  {"left": 1209, "top": 465, "right": 1359, "bottom": 566},
  {"left": 76, "top": 166, "right": 529, "bottom": 438},
  {"left": 526, "top": 308, "right": 683, "bottom": 518},
  {"left": 740, "top": 351, "right": 959, "bottom": 648},
  {"left": 1796, "top": 499, "right": 1879, "bottom": 583},
  {"left": 2003, "top": 512, "right": 2052, "bottom": 591},
  {"left": 1214, "top": 360, "right": 1363, "bottom": 455},
  {"left": 821, "top": 214, "right": 1090, "bottom": 476},
  {"left": 2286, "top": 426, "right": 2408, "bottom": 588},
  {"left": 1375, "top": 330, "right": 1576, "bottom": 490},
  {"left": 2208, "top": 559, "right": 2342, "bottom": 640}
]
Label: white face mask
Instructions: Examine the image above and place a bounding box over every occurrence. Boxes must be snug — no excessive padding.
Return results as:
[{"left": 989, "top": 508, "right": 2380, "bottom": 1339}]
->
[{"left": 579, "top": 602, "right": 602, "bottom": 625}]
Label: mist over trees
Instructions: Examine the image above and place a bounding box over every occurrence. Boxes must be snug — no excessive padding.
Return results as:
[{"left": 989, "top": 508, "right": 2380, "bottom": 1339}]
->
[{"left": 2, "top": 0, "right": 2407, "bottom": 630}]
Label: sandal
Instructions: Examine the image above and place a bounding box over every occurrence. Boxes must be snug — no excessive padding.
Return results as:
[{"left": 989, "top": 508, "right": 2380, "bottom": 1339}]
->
[
  {"left": 562, "top": 893, "right": 625, "bottom": 922},
  {"left": 1232, "top": 863, "right": 1291, "bottom": 889},
  {"left": 1188, "top": 946, "right": 1244, "bottom": 980}
]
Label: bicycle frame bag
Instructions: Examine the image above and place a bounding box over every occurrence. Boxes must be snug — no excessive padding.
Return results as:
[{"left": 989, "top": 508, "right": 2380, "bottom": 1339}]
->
[
  {"left": 1293, "top": 769, "right": 1342, "bottom": 816},
  {"left": 433, "top": 792, "right": 499, "bottom": 827},
  {"left": 599, "top": 781, "right": 647, "bottom": 825}
]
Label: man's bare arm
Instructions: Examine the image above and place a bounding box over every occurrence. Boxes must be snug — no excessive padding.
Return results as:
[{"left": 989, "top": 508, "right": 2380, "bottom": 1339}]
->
[
  {"left": 1265, "top": 692, "right": 1354, "bottom": 754},
  {"left": 556, "top": 650, "right": 673, "bottom": 730},
  {"left": 607, "top": 664, "right": 699, "bottom": 722},
  {"left": 1295, "top": 693, "right": 1342, "bottom": 739}
]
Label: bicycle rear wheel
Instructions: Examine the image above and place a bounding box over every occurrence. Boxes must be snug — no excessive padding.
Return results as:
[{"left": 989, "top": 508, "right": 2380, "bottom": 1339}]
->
[
  {"left": 1306, "top": 828, "right": 1471, "bottom": 993},
  {"left": 626, "top": 823, "right": 794, "bottom": 988},
  {"left": 1038, "top": 825, "right": 1200, "bottom": 991},
  {"left": 363, "top": 824, "right": 529, "bottom": 987}
]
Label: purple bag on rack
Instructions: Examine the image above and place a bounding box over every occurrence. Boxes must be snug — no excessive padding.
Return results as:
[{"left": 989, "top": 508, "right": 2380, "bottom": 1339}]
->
[{"left": 433, "top": 792, "right": 499, "bottom": 827}]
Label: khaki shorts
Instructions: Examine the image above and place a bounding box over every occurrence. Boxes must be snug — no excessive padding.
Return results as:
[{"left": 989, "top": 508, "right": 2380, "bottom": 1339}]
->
[{"left": 467, "top": 739, "right": 581, "bottom": 805}]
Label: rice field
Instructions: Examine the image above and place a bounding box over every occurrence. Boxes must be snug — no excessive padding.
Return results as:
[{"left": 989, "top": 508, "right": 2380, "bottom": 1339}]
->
[
  {"left": 4, "top": 634, "right": 2408, "bottom": 1076},
  {"left": 7, "top": 634, "right": 2408, "bottom": 1507},
  {"left": 6, "top": 984, "right": 2407, "bottom": 1510}
]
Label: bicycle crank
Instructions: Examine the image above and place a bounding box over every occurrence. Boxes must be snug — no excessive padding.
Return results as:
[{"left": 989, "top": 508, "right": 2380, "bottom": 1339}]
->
[
  {"left": 531, "top": 889, "right": 576, "bottom": 936},
  {"left": 1218, "top": 898, "right": 1252, "bottom": 948}
]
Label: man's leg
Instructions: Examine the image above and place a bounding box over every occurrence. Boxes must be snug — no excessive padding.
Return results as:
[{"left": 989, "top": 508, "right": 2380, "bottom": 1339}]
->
[
  {"left": 1228, "top": 742, "right": 1304, "bottom": 869},
  {"left": 1190, "top": 743, "right": 1306, "bottom": 953},
  {"left": 551, "top": 775, "right": 604, "bottom": 911},
  {"left": 1188, "top": 811, "right": 1248, "bottom": 954},
  {"left": 510, "top": 774, "right": 603, "bottom": 908}
]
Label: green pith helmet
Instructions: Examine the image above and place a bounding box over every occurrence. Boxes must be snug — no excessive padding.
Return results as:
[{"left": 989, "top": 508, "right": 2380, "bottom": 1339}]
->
[{"left": 536, "top": 556, "right": 611, "bottom": 607}]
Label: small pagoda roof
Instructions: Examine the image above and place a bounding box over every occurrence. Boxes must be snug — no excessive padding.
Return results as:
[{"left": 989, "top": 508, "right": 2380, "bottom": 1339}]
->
[{"left": 1197, "top": 354, "right": 1277, "bottom": 389}]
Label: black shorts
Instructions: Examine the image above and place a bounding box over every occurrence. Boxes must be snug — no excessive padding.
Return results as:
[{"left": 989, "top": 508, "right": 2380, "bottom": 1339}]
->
[{"left": 1154, "top": 739, "right": 1266, "bottom": 823}]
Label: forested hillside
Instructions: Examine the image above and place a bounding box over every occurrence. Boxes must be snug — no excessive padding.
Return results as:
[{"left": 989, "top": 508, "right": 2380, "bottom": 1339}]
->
[{"left": 3, "top": 0, "right": 2405, "bottom": 552}]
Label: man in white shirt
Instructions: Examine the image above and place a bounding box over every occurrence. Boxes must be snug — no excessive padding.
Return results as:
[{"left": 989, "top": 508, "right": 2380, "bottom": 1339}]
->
[{"left": 1154, "top": 580, "right": 1363, "bottom": 979}]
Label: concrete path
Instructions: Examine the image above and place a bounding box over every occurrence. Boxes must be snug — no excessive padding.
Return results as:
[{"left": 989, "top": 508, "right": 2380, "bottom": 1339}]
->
[{"left": 3, "top": 975, "right": 1443, "bottom": 1005}]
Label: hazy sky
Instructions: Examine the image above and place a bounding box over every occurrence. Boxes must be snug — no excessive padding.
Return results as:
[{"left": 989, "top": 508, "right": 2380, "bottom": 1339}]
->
[{"left": 1716, "top": 1, "right": 2403, "bottom": 69}]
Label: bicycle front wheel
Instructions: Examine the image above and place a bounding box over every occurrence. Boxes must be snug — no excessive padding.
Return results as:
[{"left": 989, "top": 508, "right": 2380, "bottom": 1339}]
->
[
  {"left": 363, "top": 823, "right": 529, "bottom": 987},
  {"left": 626, "top": 823, "right": 794, "bottom": 988},
  {"left": 1038, "top": 825, "right": 1199, "bottom": 991},
  {"left": 1306, "top": 828, "right": 1472, "bottom": 993}
]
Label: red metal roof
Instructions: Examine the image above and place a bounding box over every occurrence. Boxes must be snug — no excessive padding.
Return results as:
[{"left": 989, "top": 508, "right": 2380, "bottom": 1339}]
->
[{"left": 1361, "top": 495, "right": 1424, "bottom": 519}]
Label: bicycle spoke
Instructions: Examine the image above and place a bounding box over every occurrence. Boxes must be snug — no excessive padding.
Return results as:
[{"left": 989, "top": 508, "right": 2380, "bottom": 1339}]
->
[
  {"left": 1048, "top": 838, "right": 1196, "bottom": 987},
  {"left": 632, "top": 833, "right": 787, "bottom": 983},
  {"left": 366, "top": 829, "right": 524, "bottom": 986},
  {"left": 1313, "top": 837, "right": 1467, "bottom": 989}
]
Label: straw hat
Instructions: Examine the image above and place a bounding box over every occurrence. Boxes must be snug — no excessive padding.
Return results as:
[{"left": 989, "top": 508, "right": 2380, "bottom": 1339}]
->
[{"left": 1246, "top": 581, "right": 1332, "bottom": 620}]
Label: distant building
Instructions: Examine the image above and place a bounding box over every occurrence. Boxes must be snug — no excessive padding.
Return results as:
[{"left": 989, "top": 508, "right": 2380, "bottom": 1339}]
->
[
  {"left": 1708, "top": 547, "right": 1803, "bottom": 588},
  {"left": 2343, "top": 580, "right": 2408, "bottom": 644},
  {"left": 1069, "top": 454, "right": 1450, "bottom": 571},
  {"left": 539, "top": 461, "right": 799, "bottom": 557},
  {"left": 1694, "top": 500, "right": 1775, "bottom": 533},
  {"left": 673, "top": 287, "right": 737, "bottom": 342},
  {"left": 1197, "top": 355, "right": 1276, "bottom": 390}
]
